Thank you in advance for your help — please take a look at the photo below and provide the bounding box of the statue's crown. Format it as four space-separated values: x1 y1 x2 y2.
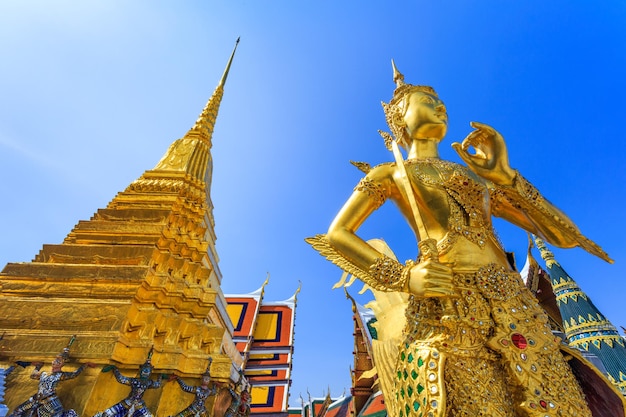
389 60 438 105
203 357 213 377
140 346 154 371
57 334 76 361
380 60 440 150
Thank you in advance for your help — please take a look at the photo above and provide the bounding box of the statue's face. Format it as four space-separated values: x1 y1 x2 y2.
402 91 447 142
51 357 64 372
139 365 152 379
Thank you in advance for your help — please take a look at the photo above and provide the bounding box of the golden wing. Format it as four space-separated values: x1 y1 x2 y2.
305 234 390 291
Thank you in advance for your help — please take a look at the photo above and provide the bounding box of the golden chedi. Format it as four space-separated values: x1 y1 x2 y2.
0 40 243 416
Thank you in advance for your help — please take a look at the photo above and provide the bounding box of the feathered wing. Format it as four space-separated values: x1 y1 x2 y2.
364 239 409 415
307 234 409 412
305 234 389 291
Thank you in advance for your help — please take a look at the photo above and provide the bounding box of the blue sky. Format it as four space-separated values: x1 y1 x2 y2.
1 0 625 407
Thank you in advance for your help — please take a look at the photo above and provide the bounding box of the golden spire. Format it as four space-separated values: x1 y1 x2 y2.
152 38 240 179
533 235 559 268
188 37 240 142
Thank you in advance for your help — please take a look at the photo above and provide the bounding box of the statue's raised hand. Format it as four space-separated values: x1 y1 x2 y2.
452 122 516 186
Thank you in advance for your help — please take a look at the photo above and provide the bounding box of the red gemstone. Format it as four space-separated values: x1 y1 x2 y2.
511 333 528 349
539 400 547 408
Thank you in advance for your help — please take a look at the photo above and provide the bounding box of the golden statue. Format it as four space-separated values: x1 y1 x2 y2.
307 62 614 417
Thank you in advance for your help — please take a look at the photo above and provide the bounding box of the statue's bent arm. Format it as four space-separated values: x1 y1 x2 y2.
327 164 398 271
489 172 612 262
176 378 196 393
112 368 131 386
59 364 86 381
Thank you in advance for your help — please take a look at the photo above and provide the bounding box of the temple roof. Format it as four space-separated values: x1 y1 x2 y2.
226 280 300 415
357 391 386 417
325 396 354 417
344 289 376 415
520 238 563 329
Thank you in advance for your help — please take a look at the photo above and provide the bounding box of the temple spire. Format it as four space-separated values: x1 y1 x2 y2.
188 37 240 141
219 37 240 88
152 38 240 182
534 235 626 395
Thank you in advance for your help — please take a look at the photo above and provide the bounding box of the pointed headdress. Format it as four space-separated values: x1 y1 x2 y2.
381 60 440 149
387 60 438 105
57 335 76 361
139 346 154 372
203 357 213 378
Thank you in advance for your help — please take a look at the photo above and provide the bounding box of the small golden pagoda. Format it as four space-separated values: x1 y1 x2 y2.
0 40 243 416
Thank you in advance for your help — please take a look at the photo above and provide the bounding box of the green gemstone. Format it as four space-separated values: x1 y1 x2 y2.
401 351 406 361
407 386 413 397
417 383 424 394
411 370 418 380
398 371 402 380
405 405 411 416
407 353 414 363
399 410 403 417
413 401 420 411
400 388 405 398
417 357 424 367
403 370 409 380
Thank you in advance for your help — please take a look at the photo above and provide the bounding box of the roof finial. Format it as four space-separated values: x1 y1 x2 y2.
293 280 302 301
219 37 240 88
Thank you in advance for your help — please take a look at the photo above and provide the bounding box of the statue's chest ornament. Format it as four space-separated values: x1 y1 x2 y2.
405 159 497 254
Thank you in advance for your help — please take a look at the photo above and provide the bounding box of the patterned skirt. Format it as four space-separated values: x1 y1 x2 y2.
394 263 592 417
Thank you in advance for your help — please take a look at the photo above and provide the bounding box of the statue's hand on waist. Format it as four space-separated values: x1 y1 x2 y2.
407 259 456 298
